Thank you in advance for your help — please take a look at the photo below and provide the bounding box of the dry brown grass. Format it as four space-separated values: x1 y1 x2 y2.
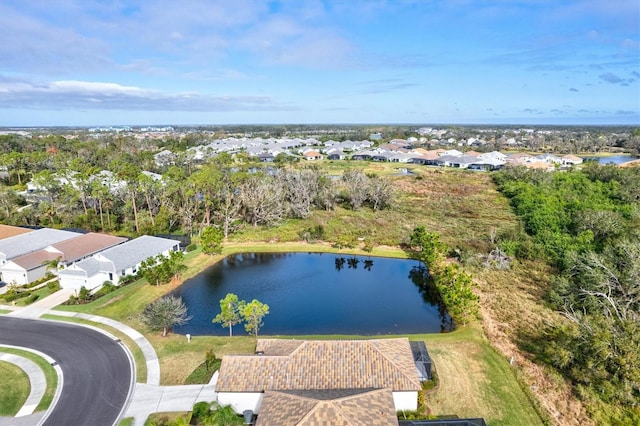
473 262 592 426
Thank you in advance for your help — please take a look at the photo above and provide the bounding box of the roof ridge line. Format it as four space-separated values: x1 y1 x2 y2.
368 338 421 388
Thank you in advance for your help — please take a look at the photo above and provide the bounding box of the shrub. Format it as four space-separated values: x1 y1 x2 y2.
300 224 325 243
184 360 221 385
3 291 31 303
94 281 116 298
25 293 40 304
417 389 425 411
191 401 211 420
422 369 438 391
47 281 61 292
77 286 91 301
185 243 197 252
332 232 357 249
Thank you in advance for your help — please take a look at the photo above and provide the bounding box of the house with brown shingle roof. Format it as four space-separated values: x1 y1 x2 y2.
216 338 422 420
0 225 33 241
256 388 399 426
303 150 323 161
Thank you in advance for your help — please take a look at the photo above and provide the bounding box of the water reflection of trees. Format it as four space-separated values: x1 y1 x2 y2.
347 257 359 269
409 265 454 332
224 252 289 268
363 259 373 271
334 256 374 271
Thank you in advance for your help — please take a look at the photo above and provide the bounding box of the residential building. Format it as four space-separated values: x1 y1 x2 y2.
0 233 126 286
0 228 80 266
216 338 425 419
58 235 179 291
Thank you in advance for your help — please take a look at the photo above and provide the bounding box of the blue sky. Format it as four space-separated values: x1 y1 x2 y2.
1 0 638 126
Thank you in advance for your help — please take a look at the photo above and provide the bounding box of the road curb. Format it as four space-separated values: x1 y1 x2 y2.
0 345 63 426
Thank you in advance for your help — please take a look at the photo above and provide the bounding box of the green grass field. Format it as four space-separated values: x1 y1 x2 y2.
0 360 29 416
0 346 58 412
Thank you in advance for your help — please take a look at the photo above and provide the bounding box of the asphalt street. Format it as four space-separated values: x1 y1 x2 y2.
0 316 133 426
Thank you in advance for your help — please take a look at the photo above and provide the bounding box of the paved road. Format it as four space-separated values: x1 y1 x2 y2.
0 316 133 426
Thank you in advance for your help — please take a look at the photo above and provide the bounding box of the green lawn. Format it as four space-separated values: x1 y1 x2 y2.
13 286 56 307
0 346 57 412
0 360 30 416
147 333 255 385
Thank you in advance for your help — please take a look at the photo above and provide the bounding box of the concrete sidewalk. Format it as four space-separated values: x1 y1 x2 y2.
1 288 160 385
125 372 218 425
1 289 220 425
6 289 74 319
0 353 46 417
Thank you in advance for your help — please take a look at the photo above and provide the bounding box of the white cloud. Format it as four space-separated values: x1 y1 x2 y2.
0 77 292 112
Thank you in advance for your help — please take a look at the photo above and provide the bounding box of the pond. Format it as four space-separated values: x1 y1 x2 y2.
172 252 452 336
583 155 639 165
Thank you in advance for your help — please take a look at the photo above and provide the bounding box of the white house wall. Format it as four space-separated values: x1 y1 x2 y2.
59 271 110 292
393 391 418 411
27 266 48 284
1 267 28 286
59 275 87 292
217 392 264 414
0 263 48 285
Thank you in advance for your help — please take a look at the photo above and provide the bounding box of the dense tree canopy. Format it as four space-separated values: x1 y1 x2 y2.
495 165 640 422
0 137 395 237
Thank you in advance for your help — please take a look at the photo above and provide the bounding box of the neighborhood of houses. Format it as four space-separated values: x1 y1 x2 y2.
0 225 179 291
153 135 585 172
0 228 488 425
9 137 586 205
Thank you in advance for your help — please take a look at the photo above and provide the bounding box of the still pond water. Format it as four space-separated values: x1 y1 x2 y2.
587 155 638 165
172 252 452 336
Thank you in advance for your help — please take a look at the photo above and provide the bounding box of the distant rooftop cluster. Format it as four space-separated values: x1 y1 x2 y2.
88 126 174 132
151 135 586 172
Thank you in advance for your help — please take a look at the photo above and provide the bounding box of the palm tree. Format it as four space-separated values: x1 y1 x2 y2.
43 257 62 276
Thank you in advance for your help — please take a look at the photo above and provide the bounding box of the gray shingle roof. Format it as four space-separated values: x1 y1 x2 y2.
0 229 80 261
97 235 179 271
59 257 112 278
